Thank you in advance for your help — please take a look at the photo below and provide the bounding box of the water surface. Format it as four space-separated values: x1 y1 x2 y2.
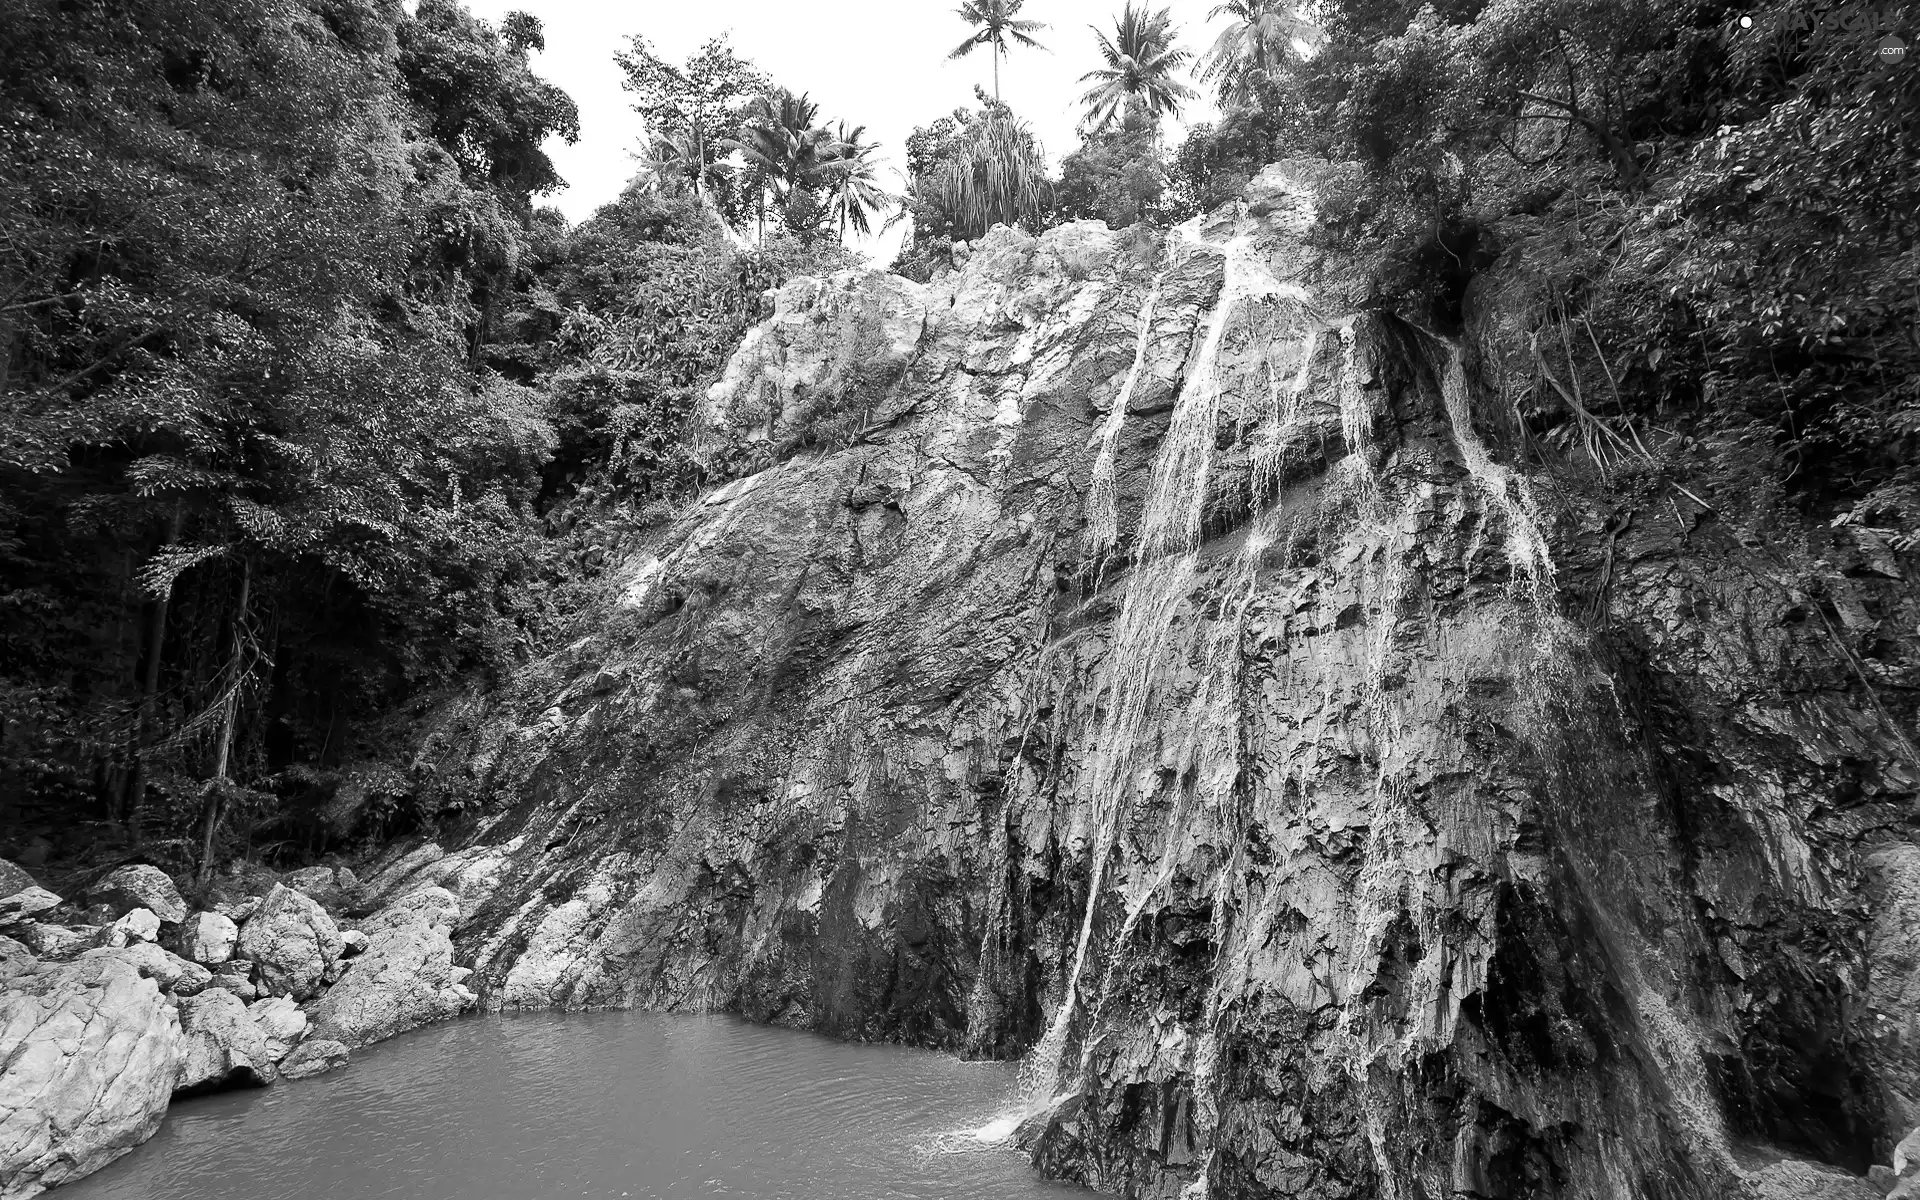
63 1011 1076 1200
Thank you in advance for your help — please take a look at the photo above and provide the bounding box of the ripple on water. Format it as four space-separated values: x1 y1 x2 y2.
59 1011 1085 1200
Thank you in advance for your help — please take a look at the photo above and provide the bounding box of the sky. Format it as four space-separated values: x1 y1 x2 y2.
462 0 1235 260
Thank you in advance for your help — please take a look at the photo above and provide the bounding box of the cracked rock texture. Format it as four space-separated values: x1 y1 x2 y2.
0 955 183 1199
395 163 1919 1198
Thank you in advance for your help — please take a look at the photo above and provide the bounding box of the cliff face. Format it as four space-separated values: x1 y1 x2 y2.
380 164 1919 1199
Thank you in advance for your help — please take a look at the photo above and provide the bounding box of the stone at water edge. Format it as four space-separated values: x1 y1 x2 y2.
307 899 475 1050
88 864 188 924
278 1038 348 1080
102 907 161 947
176 988 275 1094
179 911 240 965
235 883 343 1000
0 955 184 1199
248 995 309 1062
0 886 61 925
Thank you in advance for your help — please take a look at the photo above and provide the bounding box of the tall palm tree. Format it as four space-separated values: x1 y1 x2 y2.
1078 4 1196 135
820 123 895 239
949 0 1049 103
1196 0 1321 108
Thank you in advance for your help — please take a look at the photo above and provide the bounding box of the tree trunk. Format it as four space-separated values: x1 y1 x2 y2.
196 558 250 887
124 507 182 845
994 46 1001 103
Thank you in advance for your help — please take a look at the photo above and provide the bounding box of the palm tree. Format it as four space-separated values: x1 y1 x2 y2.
1078 4 1196 135
820 123 895 239
728 89 841 235
949 0 1049 103
1196 0 1321 109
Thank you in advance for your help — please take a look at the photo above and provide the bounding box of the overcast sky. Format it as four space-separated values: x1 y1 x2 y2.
463 0 1233 259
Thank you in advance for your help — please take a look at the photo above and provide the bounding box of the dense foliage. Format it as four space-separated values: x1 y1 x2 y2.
0 0 850 875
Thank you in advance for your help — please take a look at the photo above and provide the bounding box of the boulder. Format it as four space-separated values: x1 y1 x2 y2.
247 996 309 1063
175 988 275 1094
0 955 183 1197
282 866 360 912
0 858 36 898
178 911 240 966
277 1038 348 1081
307 897 475 1049
234 884 342 1000
87 865 187 924
0 887 61 927
208 960 258 1002
80 943 212 996
9 923 89 962
339 929 369 957
102 907 160 947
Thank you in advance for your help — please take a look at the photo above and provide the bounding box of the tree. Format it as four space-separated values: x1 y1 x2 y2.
1056 120 1167 228
949 0 1050 103
1196 0 1322 109
821 124 897 239
1078 4 1197 135
614 34 767 225
730 89 843 235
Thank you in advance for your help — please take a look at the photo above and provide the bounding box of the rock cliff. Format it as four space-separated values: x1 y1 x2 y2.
393 163 1919 1199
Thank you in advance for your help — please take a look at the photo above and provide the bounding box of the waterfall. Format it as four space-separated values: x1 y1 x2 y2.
1084 276 1166 567
1437 346 1554 604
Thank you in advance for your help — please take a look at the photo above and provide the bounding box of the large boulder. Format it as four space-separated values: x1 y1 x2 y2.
177 911 239 966
0 936 33 983
208 960 257 1001
277 1038 348 1081
87 865 187 924
247 996 308 1063
0 955 183 1198
174 988 274 1095
307 893 474 1049
235 884 342 1000
0 888 59 928
80 943 211 996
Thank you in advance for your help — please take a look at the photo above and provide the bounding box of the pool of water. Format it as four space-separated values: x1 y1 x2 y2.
61 1011 1078 1200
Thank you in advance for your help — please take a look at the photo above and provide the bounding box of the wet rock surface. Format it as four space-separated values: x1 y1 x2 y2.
377 162 1920 1200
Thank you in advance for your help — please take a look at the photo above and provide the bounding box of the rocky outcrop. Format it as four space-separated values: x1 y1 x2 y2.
0 954 183 1199
235 884 343 1000
307 889 475 1048
174 988 274 1094
87 865 187 924
383 159 1919 1200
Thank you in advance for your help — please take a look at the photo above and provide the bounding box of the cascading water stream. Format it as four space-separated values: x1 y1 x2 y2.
1084 273 1167 568
1025 228 1293 1105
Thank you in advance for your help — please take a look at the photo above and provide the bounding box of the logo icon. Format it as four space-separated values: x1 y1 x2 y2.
1879 34 1908 64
